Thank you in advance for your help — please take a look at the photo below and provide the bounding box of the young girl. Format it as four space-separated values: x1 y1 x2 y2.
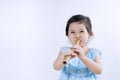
53 14 102 80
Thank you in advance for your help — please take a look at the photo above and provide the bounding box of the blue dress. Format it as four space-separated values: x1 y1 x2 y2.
59 46 101 80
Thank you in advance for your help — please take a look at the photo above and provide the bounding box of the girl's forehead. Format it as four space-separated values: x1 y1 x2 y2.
69 23 86 30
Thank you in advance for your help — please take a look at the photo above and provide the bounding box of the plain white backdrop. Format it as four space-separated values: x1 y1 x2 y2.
0 0 120 80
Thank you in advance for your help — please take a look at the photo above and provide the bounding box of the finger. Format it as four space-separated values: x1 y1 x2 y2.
70 53 76 58
72 45 81 50
64 50 72 57
73 51 79 55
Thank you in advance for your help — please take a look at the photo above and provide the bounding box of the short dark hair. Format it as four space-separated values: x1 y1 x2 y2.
65 14 93 36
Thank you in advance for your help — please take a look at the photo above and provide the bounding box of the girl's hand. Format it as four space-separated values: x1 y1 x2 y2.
64 49 76 59
72 45 85 58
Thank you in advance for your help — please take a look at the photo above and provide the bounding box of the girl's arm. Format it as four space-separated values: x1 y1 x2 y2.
53 51 65 70
72 45 102 74
79 54 102 74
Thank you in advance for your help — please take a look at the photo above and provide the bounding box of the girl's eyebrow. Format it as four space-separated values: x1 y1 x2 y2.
69 29 75 31
79 28 84 30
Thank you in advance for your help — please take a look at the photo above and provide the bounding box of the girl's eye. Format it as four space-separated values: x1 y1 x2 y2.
71 32 75 34
80 31 84 33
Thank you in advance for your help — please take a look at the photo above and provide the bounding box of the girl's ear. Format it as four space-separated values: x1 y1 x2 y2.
90 32 93 36
88 32 93 38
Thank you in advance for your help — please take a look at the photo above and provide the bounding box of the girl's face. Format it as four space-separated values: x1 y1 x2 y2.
68 22 91 47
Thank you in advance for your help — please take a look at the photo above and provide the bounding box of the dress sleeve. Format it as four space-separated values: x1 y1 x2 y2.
60 46 70 54
90 48 102 60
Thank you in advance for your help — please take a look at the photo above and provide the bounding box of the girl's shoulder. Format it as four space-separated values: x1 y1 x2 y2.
89 48 101 53
60 46 71 54
87 48 102 60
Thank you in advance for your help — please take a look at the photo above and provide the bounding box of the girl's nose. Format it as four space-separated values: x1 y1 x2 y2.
76 33 80 38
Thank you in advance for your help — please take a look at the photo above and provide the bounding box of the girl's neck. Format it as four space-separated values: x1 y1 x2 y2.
82 46 90 55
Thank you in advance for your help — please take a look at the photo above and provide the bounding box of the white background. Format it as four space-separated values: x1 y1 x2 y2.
0 0 120 80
